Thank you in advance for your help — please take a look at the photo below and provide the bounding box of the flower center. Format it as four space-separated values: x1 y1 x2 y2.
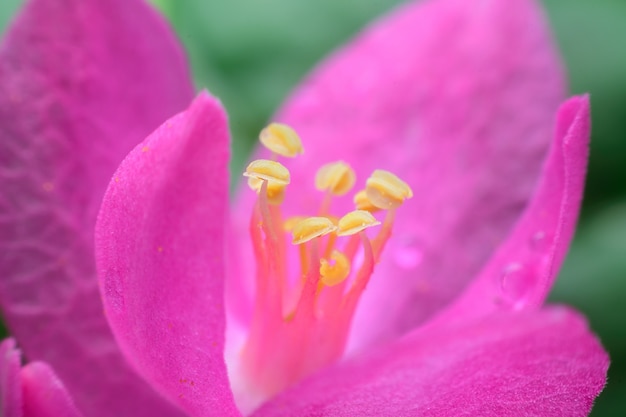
238 123 412 406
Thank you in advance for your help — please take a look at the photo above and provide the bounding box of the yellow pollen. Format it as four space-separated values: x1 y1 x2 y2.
243 159 290 185
365 169 413 210
353 190 381 213
283 216 307 232
314 161 356 196
336 210 381 236
247 177 286 205
291 217 337 245
320 250 351 286
259 123 304 158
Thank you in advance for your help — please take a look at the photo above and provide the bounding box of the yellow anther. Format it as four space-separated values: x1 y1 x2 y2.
314 161 356 196
243 159 290 185
336 210 381 236
353 190 381 213
292 217 337 245
247 177 287 205
259 123 304 158
284 216 339 233
283 216 306 232
320 250 351 286
365 169 413 210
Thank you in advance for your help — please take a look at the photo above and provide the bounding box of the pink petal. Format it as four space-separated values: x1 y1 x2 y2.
1 339 22 417
21 362 83 417
435 95 590 323
229 0 566 351
253 307 608 417
0 0 193 416
96 92 240 417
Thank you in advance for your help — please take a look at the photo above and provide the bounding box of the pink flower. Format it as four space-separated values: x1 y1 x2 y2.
0 0 609 416
1 338 82 417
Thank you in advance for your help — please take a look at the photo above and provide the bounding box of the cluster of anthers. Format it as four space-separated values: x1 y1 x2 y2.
240 123 413 401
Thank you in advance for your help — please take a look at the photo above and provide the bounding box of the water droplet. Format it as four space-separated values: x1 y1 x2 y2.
547 306 569 323
393 240 424 269
499 262 533 310
530 231 547 251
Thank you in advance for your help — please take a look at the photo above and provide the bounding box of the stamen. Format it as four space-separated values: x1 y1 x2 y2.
317 212 380 343
336 210 381 236
365 169 413 209
283 216 310 276
237 124 414 410
314 162 356 215
248 177 286 205
243 159 290 184
259 123 304 158
372 208 397 260
283 216 306 232
363 170 412 259
291 217 337 245
353 189 381 213
320 250 350 286
315 161 356 196
341 231 375 323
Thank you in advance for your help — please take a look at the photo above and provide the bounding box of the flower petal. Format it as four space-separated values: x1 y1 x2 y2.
1 339 22 417
253 307 608 417
435 95 590 322
96 92 240 417
0 0 193 416
21 362 83 417
230 0 566 350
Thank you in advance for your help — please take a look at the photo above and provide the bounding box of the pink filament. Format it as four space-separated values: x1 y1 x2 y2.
241 180 393 401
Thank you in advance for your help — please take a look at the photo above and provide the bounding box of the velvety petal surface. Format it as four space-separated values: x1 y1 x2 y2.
435 95 590 323
96 92 240 417
0 339 21 417
0 0 193 416
253 307 607 417
230 0 566 350
21 362 83 417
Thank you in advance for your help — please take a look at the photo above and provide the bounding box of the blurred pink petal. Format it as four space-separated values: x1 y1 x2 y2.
96 92 240 417
1 339 21 417
1 339 83 417
0 0 193 415
21 362 83 417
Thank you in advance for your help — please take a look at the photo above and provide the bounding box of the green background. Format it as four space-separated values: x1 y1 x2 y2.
1 0 625 415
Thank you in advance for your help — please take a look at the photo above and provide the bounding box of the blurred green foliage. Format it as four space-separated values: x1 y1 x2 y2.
0 0 19 31
1 0 625 415
552 204 626 416
546 0 626 212
153 0 407 182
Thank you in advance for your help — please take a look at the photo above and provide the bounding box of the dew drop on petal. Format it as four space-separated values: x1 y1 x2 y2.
530 230 547 251
499 262 533 310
